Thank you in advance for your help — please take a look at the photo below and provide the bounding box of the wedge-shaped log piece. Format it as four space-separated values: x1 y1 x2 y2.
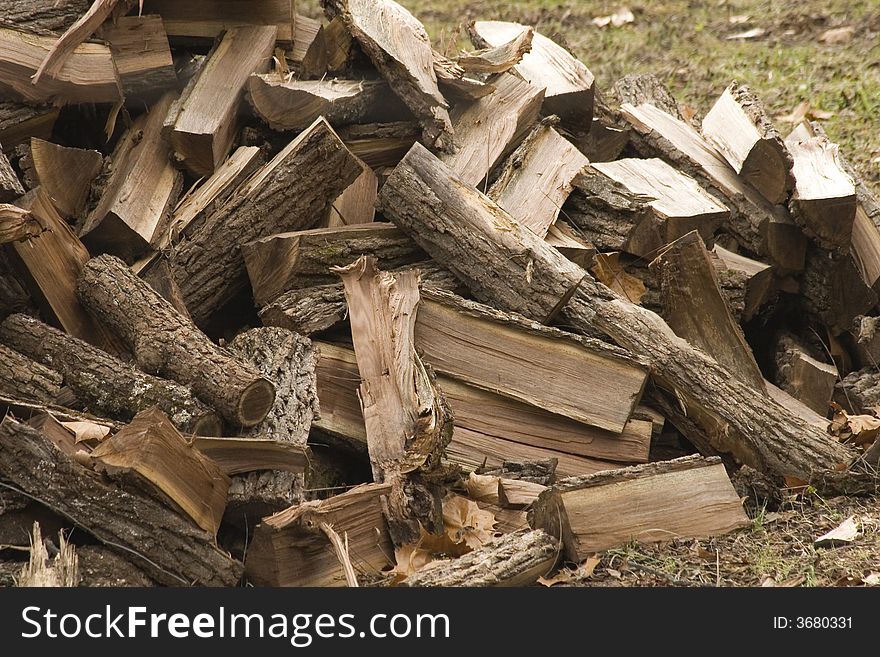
193 437 308 476
246 482 393 586
322 0 452 149
77 255 275 428
91 407 230 538
0 342 61 403
337 121 420 168
432 50 495 101
243 223 423 306
99 15 177 101
168 118 361 326
650 231 765 391
457 25 532 75
498 479 547 509
702 82 794 205
488 118 589 238
169 26 277 177
0 313 222 435
545 221 596 268
621 102 806 272
469 21 594 129
711 244 774 322
785 123 856 251
530 455 749 559
379 143 585 322
81 93 183 261
142 0 295 43
325 162 378 227
247 76 410 132
29 138 101 218
415 289 648 434
401 529 557 587
799 243 876 334
0 416 242 586
288 14 327 77
441 73 544 187
774 333 837 416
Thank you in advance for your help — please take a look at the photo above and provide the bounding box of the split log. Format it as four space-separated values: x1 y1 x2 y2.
0 204 46 244
379 142 859 489
480 459 558 485
0 0 92 35
0 313 222 435
851 315 880 370
98 15 178 101
0 151 24 201
0 342 61 403
774 333 837 416
469 21 594 129
337 121 420 168
614 73 682 119
259 262 458 335
487 118 589 238
530 455 749 559
0 250 34 319
837 141 880 291
167 117 362 326
545 221 596 268
322 0 453 149
325 163 378 227
334 257 453 544
8 188 121 353
90 407 230 538
247 76 410 132
441 73 544 187
77 254 275 428
457 25 532 75
567 158 727 257
785 123 856 251
432 51 495 101
243 223 423 306
245 482 393 587
28 138 102 218
497 479 547 509
620 102 806 272
143 0 294 43
835 368 880 415
167 26 277 177
0 416 242 586
288 14 327 77
415 289 649 433
192 437 308 476
401 530 557 587
701 81 794 205
0 100 58 147
649 231 766 390
80 93 183 261
711 244 774 322
17 521 79 588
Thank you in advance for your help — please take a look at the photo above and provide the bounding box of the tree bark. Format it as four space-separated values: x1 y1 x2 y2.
0 342 61 403
77 255 275 428
0 0 92 35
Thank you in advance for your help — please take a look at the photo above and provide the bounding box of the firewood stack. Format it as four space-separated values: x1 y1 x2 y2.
0 0 877 588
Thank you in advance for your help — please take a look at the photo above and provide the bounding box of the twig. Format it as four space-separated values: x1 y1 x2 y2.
320 522 359 587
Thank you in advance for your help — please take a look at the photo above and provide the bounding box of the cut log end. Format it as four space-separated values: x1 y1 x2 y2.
192 413 224 437
238 378 277 427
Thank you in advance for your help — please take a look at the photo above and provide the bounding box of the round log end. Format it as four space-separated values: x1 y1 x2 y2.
191 413 224 438
237 378 276 428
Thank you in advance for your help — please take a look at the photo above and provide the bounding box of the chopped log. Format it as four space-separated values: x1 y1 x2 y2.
0 100 58 148
325 163 378 227
98 15 178 101
457 25 532 75
480 459 558 485
530 455 749 559
380 143 585 322
139 258 192 319
568 158 727 257
18 521 79 588
711 244 774 321
497 479 546 509
8 188 121 353
245 482 393 587
785 123 856 251
0 342 61 403
620 102 806 272
441 73 544 187
259 262 458 335
80 93 183 261
0 313 222 435
0 416 241 586
90 407 230 538
0 250 35 320
432 51 495 101
774 333 837 416
614 73 682 119
322 16 355 73
380 142 858 489
141 0 296 44
192 437 308 476
288 14 327 77
322 0 453 149
0 0 92 35
649 231 766 390
77 255 275 428
168 26 277 177
247 76 410 132
701 81 794 205
0 394 120 436
488 118 589 238
29 138 102 218
851 315 880 370
837 365 880 415
415 289 649 433
0 204 46 243
469 21 594 129
337 121 420 168
243 223 423 306
401 529 557 587
167 117 362 326
0 150 24 201
545 221 596 268
334 257 452 544
764 381 828 430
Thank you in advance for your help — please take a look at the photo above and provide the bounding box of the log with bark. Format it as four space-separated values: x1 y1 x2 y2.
0 342 62 404
324 162 378 227
0 150 24 202
0 100 58 148
141 0 296 44
98 14 178 101
457 25 532 75
0 0 92 35
28 138 102 218
337 121 420 168
711 244 775 322
774 333 837 416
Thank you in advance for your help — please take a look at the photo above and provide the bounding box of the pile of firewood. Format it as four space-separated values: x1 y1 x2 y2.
1 0 879 588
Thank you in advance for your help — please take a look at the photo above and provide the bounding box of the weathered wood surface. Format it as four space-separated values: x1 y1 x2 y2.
0 342 61 403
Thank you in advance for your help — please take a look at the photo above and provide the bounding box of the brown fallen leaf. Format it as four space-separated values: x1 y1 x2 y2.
442 494 497 551
591 252 646 304
465 472 500 504
537 555 601 587
815 515 861 548
777 100 833 124
863 572 880 586
819 26 855 44
828 402 880 446
59 420 111 444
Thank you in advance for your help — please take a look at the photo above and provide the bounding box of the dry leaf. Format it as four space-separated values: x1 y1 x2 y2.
466 472 500 504
828 403 880 447
442 495 496 550
679 103 698 123
777 101 833 124
815 516 860 547
591 252 646 304
59 421 111 444
390 524 471 580
592 7 634 28
819 26 854 44
726 27 765 40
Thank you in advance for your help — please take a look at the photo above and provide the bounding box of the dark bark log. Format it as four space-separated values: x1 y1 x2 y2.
799 244 877 335
0 0 92 35
77 255 274 428
0 100 58 148
0 342 61 403
0 151 23 201
614 73 683 119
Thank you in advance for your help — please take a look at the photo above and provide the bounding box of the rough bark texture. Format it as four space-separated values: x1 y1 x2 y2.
168 117 362 326
401 530 558 587
0 313 221 435
77 255 274 428
836 367 880 414
0 100 58 148
0 151 24 201
0 417 242 586
0 341 61 403
614 73 683 119
337 121 420 168
0 0 92 35
799 245 877 335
